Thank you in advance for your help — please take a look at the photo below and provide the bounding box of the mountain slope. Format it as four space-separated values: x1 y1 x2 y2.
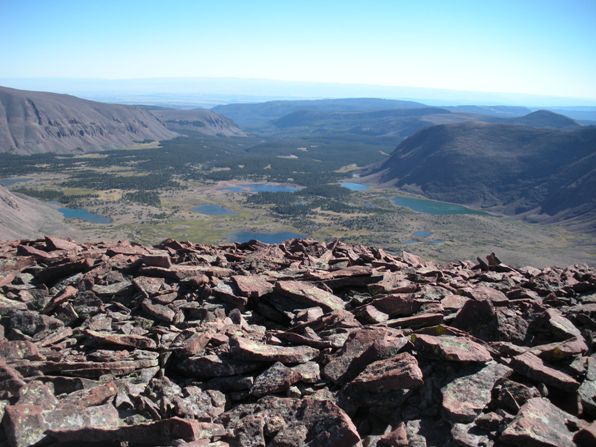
504 109 580 129
0 186 71 239
213 98 428 131
375 122 596 230
146 107 246 136
0 86 177 154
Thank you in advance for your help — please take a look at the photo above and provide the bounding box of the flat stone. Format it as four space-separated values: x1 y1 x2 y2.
442 361 512 422
141 299 175 323
250 362 302 397
272 280 345 312
45 236 81 252
176 354 265 379
348 352 424 393
230 337 319 364
501 397 580 447
370 294 420 317
510 351 580 391
83 329 157 350
413 334 492 362
464 285 508 303
578 356 596 417
323 327 398 384
231 275 273 298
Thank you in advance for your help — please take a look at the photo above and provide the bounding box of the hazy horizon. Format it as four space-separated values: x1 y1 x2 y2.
2 76 596 109
2 0 595 103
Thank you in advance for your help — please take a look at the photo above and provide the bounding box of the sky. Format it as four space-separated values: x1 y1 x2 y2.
1 0 596 101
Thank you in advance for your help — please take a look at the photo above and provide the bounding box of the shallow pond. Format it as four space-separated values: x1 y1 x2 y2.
223 183 302 193
392 195 486 215
192 204 235 215
229 231 304 244
0 177 33 186
58 207 112 224
340 182 369 191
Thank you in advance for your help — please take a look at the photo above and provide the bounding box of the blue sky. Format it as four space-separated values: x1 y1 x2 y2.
1 0 595 99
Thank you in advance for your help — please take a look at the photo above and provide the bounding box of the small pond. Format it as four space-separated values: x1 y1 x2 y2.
340 182 369 191
192 204 235 215
0 177 33 186
58 207 112 224
392 196 486 215
223 183 302 193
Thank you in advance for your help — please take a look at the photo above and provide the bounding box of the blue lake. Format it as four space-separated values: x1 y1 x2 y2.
192 204 235 215
340 182 369 191
0 177 33 186
58 207 112 224
230 231 304 244
392 196 486 215
223 183 302 193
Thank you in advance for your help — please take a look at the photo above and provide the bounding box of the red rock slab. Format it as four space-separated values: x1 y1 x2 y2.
413 334 492 363
16 244 57 260
230 337 319 364
43 285 78 314
441 361 512 423
0 340 43 361
231 274 273 298
501 397 580 447
4 402 120 447
250 362 302 397
133 276 166 298
273 280 345 312
510 351 580 391
544 308 582 340
106 243 148 256
45 236 81 252
386 312 444 329
370 294 421 317
441 294 470 311
141 253 172 268
323 327 394 383
530 336 588 361
378 422 409 447
83 329 157 350
368 272 418 295
47 418 224 446
0 271 15 287
463 285 508 303
141 299 176 324
348 352 424 392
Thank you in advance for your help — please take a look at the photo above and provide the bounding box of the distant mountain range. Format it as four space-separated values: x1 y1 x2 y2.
374 119 596 231
0 86 244 154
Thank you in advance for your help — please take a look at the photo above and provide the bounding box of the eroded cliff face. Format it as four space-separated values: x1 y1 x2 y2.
0 186 69 240
0 85 177 154
0 237 594 446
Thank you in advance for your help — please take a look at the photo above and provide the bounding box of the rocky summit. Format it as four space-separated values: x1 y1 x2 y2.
0 236 595 447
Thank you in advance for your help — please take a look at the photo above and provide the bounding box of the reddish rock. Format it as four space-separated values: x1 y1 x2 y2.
141 253 172 268
510 351 580 391
42 285 78 314
463 285 508 303
141 299 176 324
232 274 273 298
413 334 492 362
377 422 409 447
501 397 580 447
348 352 424 392
441 361 512 422
45 236 81 252
83 329 157 350
387 312 444 329
230 337 319 364
323 327 397 383
272 280 345 312
370 294 421 317
250 362 302 397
